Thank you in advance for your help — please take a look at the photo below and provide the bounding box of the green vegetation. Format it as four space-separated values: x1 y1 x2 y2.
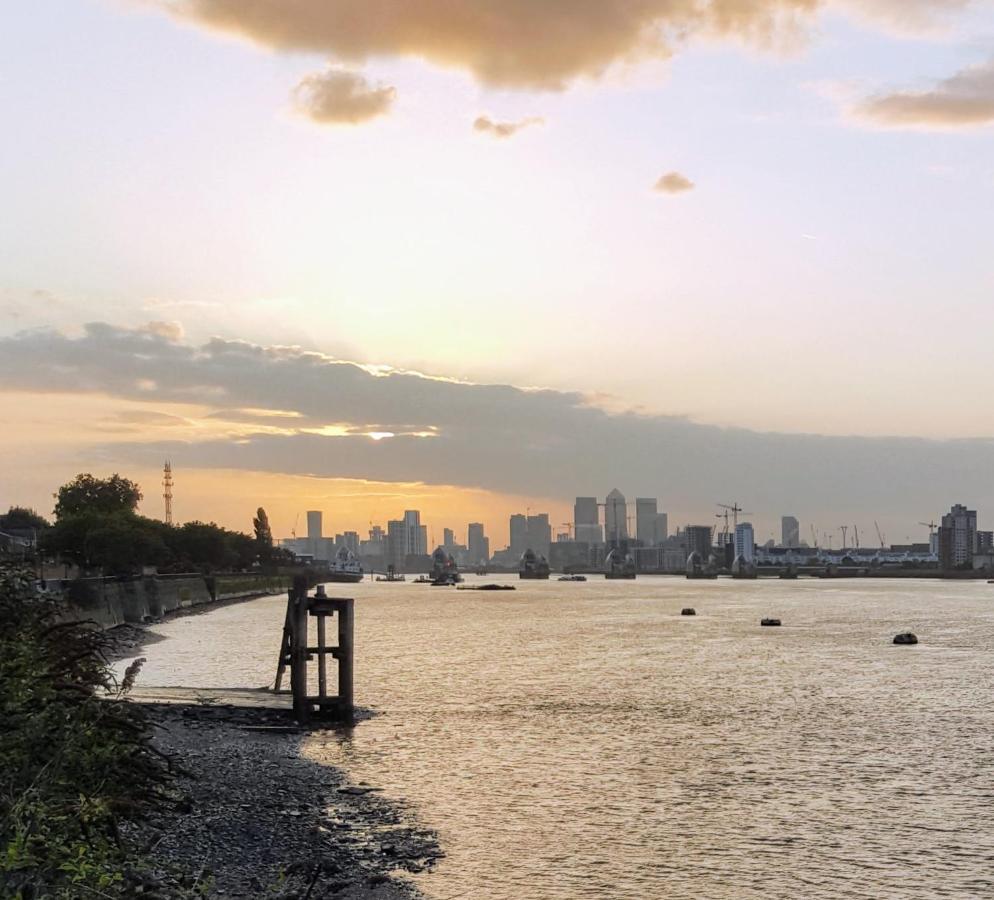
0 561 201 898
0 508 49 534
38 474 293 577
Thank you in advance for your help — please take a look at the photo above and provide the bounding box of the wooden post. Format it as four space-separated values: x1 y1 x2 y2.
337 598 354 716
290 575 310 724
273 589 294 693
316 613 328 701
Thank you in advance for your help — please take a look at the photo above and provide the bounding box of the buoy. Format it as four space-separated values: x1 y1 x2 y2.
761 618 781 627
893 632 918 645
681 608 696 616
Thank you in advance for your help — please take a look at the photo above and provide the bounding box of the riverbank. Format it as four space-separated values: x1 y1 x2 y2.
127 702 440 898
108 603 441 898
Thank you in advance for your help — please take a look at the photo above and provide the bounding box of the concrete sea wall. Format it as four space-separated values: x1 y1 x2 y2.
58 573 291 629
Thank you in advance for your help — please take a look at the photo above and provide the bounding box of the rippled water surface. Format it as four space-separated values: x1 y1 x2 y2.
130 577 994 899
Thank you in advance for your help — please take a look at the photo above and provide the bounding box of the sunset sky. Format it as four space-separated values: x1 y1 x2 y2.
3 0 994 546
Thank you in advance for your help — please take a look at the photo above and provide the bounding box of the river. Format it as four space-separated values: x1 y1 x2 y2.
124 576 994 899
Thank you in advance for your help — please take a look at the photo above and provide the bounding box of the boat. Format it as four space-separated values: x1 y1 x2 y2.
375 565 405 582
412 575 431 584
519 548 550 580
429 546 463 586
558 574 587 582
604 548 636 580
457 584 516 591
324 545 364 583
475 565 488 576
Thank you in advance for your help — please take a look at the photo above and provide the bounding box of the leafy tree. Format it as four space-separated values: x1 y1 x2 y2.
253 507 274 564
0 506 49 533
54 473 142 520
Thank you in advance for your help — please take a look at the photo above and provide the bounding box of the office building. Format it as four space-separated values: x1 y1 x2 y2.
636 498 658 546
403 510 427 557
782 516 800 549
654 513 668 545
735 522 756 564
938 504 977 570
574 497 603 545
306 510 323 558
386 519 406 571
604 489 628 546
443 527 455 549
509 514 528 557
527 514 552 558
685 526 712 561
468 523 490 565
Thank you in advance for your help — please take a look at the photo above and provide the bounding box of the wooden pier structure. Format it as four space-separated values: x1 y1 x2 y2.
274 575 354 724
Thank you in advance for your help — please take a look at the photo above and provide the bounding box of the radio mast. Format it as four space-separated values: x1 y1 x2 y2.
163 461 174 525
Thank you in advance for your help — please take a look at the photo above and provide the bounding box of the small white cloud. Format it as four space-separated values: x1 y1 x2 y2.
653 171 695 194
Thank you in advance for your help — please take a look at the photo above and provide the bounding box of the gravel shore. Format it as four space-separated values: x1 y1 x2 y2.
108 615 441 899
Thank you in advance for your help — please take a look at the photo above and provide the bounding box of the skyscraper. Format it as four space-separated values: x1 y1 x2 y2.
386 519 406 571
509 514 528 557
443 527 455 549
735 522 755 563
527 513 552 558
938 504 977 570
403 510 427 556
306 510 323 558
604 489 628 545
468 523 489 565
654 513 668 545
781 516 800 548
574 497 602 545
636 498 658 546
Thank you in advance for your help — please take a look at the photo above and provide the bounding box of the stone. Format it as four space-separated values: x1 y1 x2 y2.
761 618 781 627
893 632 918 645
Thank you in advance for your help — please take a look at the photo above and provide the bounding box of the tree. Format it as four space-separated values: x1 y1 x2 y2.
54 474 142 520
0 506 49 533
253 507 274 565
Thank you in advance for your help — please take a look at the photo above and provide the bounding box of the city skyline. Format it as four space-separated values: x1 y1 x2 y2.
3 1 994 547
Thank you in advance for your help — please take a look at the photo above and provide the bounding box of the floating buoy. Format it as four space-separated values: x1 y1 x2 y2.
893 632 918 645
761 618 781 627
681 608 696 616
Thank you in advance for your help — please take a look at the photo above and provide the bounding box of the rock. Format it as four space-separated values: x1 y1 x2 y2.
893 632 918 645
761 618 781 627
681 608 696 616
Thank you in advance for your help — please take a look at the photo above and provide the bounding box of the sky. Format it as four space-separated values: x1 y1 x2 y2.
2 0 994 547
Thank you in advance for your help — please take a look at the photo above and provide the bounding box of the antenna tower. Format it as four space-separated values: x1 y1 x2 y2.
163 461 174 525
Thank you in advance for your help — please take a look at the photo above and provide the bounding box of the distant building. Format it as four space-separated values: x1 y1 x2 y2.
604 489 628 546
938 504 977 570
386 520 406 571
735 522 756 564
685 526 712 561
509 514 528 557
341 531 359 554
403 510 427 557
781 516 800 548
467 523 489 565
978 531 993 552
653 513 668 545
443 528 455 549
527 513 552 558
635 498 658 546
306 510 323 558
574 497 603 545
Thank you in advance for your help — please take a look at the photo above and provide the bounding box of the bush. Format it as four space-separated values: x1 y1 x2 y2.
0 562 191 898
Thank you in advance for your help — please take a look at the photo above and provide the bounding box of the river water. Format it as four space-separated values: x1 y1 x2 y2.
125 576 994 899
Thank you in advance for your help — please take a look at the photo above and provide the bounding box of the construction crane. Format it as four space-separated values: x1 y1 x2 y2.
291 513 299 540
874 521 886 549
716 509 731 541
919 520 938 537
560 522 573 541
839 525 848 551
717 502 751 530
853 525 860 550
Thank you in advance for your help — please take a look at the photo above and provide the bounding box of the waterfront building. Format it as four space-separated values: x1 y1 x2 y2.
402 510 428 557
978 531 993 552
938 504 977 570
782 516 800 549
574 497 603 545
443 527 455 549
467 523 490 565
509 514 528 557
342 531 360 554
735 523 755 564
636 498 658 546
604 489 628 546
306 510 323 558
386 519 406 572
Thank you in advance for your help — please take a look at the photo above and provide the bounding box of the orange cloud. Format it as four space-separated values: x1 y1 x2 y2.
654 171 695 193
473 115 543 139
293 68 396 124
854 56 994 129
